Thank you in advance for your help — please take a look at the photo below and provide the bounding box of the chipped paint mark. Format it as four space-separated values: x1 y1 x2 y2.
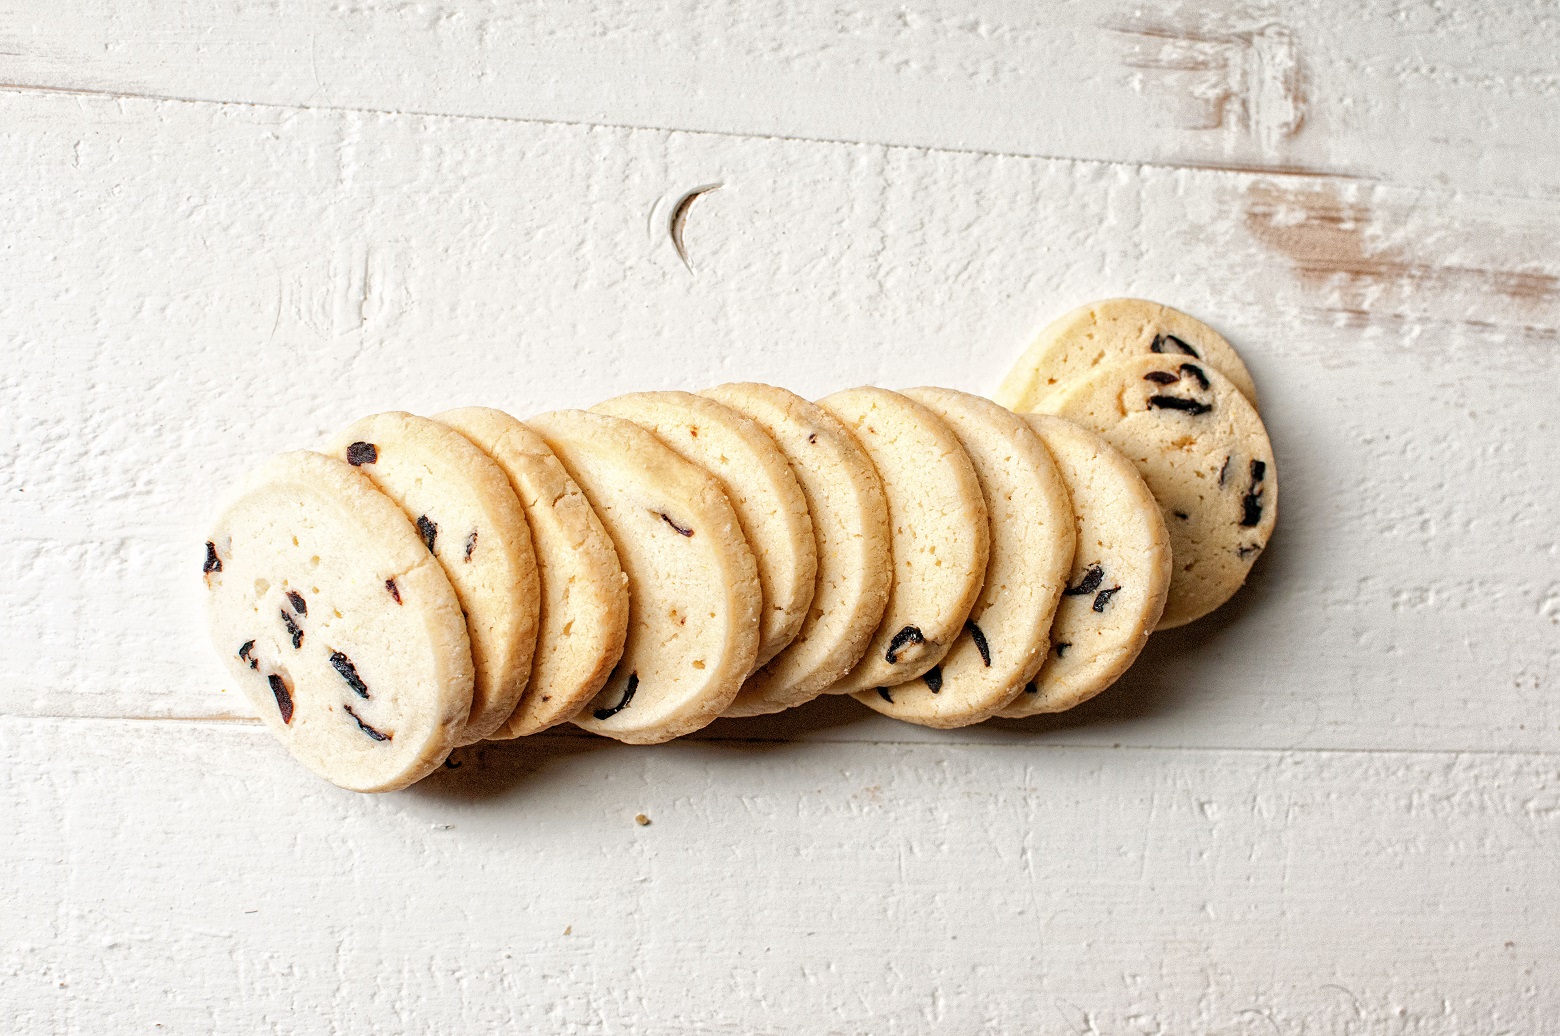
1244 181 1559 309
669 182 722 274
1107 11 1306 151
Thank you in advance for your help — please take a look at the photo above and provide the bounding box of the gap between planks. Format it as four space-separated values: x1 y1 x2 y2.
0 80 1389 189
16 713 1560 762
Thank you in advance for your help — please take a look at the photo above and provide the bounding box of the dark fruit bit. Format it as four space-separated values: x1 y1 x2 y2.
346 441 378 466
1092 586 1121 613
884 625 925 663
1151 333 1201 358
1240 460 1268 528
965 619 991 667
329 651 370 699
203 541 222 574
385 578 402 604
238 640 257 670
286 590 307 616
660 513 694 537
593 672 639 720
417 514 438 553
463 530 478 562
1218 455 1231 487
1054 642 1070 658
1148 395 1212 415
923 666 943 693
1174 510 1189 520
1179 363 1210 389
444 757 462 769
877 687 894 703
1143 371 1179 385
1064 564 1104 596
279 609 304 649
267 673 294 723
808 433 818 444
342 703 391 742
1023 681 1038 694
1241 494 1264 527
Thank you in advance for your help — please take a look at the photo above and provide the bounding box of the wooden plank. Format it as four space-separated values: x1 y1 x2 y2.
4 1 1560 195
3 717 1556 1032
2 89 1558 754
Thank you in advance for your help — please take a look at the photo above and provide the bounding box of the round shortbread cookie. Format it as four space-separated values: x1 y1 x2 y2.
592 391 817 670
700 383 893 717
999 415 1172 717
1037 356 1276 629
325 412 540 745
203 451 473 793
853 388 1074 727
435 407 629 739
818 387 990 692
527 410 762 744
995 298 1259 414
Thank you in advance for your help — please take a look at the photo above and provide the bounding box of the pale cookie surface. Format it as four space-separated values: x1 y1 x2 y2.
527 410 761 744
1000 415 1172 717
593 391 816 670
435 407 629 739
701 383 892 717
818 387 990 692
1038 356 1276 629
203 451 473 793
856 388 1075 727
325 412 540 745
995 298 1259 414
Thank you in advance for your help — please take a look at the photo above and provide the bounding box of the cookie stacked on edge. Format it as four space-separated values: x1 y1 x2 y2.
201 299 1275 791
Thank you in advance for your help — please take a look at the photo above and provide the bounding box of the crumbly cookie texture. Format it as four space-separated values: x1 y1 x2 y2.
701 383 892 716
435 407 629 739
1036 356 1276 629
594 391 817 670
1000 415 1171 717
996 298 1259 414
855 388 1075 728
324 412 540 745
203 451 473 793
528 409 761 744
818 387 990 692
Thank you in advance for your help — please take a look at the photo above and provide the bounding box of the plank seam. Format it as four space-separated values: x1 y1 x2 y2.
12 713 1560 761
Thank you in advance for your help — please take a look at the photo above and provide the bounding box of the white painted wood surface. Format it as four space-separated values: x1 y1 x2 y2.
3 2 1559 1031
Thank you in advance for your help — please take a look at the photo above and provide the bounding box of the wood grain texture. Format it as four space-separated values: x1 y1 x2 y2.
3 717 1557 1034
2 88 1556 756
4 1 1560 194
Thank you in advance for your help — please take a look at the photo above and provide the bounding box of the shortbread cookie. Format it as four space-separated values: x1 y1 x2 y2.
818 387 990 692
592 391 817 669
203 451 473 793
527 410 762 743
1000 415 1172 717
1038 357 1276 629
325 412 540 745
996 298 1259 413
853 389 1074 727
701 383 893 716
435 407 629 738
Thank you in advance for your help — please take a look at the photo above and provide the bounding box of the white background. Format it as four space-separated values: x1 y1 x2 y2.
3 2 1558 1032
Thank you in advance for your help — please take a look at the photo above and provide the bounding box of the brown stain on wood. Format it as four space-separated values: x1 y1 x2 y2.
1244 181 1558 308
1106 10 1307 145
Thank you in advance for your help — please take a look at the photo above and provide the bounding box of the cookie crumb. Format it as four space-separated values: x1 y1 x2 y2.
634 814 651 826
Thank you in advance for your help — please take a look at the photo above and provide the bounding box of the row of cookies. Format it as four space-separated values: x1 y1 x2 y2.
202 301 1274 791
